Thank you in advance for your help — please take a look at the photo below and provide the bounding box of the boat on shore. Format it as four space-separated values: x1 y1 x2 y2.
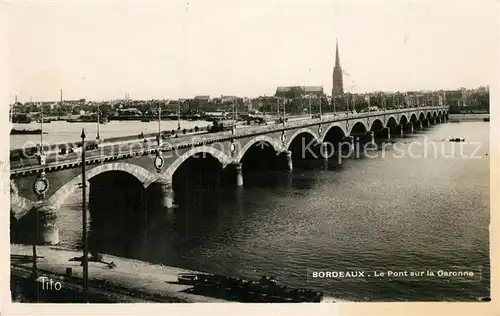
36 118 52 123
10 129 48 135
67 115 108 123
449 137 465 142
483 117 490 122
177 273 324 303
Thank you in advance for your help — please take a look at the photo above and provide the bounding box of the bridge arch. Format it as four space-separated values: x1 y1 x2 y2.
418 112 426 121
235 135 284 162
162 146 232 180
284 128 321 150
399 114 409 125
369 119 384 131
386 115 398 128
48 162 157 209
322 122 347 142
349 121 368 135
409 113 418 122
347 120 368 135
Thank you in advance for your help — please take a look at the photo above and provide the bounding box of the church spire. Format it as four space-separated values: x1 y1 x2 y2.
332 39 344 97
335 38 340 67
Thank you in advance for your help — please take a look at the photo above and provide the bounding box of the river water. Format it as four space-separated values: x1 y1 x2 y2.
10 120 211 149
12 121 490 302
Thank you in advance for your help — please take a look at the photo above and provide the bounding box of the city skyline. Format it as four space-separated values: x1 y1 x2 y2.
5 0 498 102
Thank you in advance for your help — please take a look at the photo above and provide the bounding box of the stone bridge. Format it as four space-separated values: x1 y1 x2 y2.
10 106 448 245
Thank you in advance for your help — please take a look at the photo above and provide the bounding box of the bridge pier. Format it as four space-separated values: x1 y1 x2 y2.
344 136 360 159
227 162 244 187
431 117 437 125
404 122 414 134
278 150 293 171
321 142 331 160
157 179 174 209
351 132 374 147
33 204 59 245
424 119 431 127
374 128 390 141
365 131 374 145
319 143 330 169
390 125 403 137
415 121 422 130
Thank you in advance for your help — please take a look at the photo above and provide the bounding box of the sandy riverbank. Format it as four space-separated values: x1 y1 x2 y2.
10 244 228 303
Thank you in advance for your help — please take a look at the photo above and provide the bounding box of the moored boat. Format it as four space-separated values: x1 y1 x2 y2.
10 129 47 135
36 118 52 123
177 273 324 302
178 273 201 285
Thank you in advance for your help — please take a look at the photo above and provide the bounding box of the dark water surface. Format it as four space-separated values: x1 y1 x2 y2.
56 122 490 301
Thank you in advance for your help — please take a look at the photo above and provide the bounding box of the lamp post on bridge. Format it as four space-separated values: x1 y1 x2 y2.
345 95 349 117
81 128 89 302
275 96 279 119
157 102 162 145
283 97 286 125
39 103 44 151
232 99 236 134
319 95 322 117
31 102 46 282
96 103 100 140
177 100 181 131
307 95 312 116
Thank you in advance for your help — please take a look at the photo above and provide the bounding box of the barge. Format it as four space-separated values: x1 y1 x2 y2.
177 273 324 303
10 129 47 135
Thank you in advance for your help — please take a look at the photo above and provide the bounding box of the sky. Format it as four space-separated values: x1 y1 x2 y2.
4 0 499 102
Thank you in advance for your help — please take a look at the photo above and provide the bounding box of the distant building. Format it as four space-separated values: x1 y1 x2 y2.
244 98 253 111
24 99 85 107
275 86 324 98
221 95 239 102
444 90 462 102
303 86 324 96
251 98 264 111
194 95 210 101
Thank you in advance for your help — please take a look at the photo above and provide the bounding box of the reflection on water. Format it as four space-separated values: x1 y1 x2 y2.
55 122 490 301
